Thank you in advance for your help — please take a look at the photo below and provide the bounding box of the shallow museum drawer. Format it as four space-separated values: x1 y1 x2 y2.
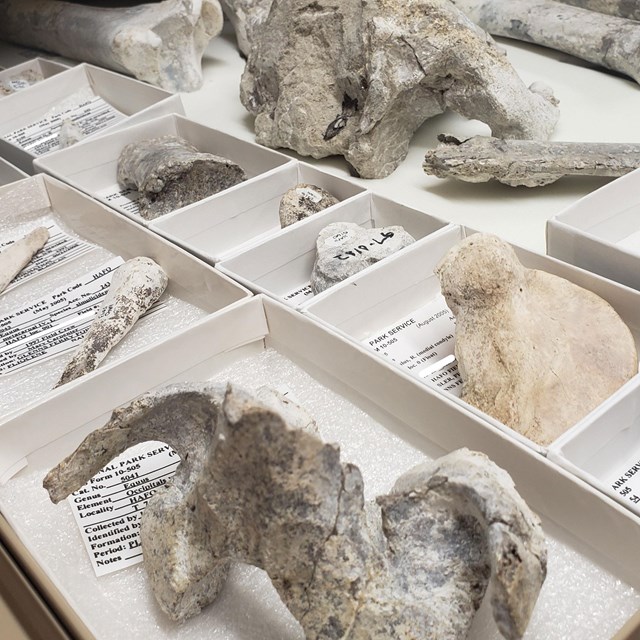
0 295 639 639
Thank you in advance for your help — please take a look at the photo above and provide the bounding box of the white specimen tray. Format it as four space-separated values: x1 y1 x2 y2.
217 192 449 307
34 113 293 228
0 174 251 446
547 166 640 292
0 57 68 94
303 224 640 455
151 160 368 263
0 63 183 174
0 157 27 185
0 295 639 640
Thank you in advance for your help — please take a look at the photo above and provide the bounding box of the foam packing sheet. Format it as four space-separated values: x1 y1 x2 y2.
0 349 637 640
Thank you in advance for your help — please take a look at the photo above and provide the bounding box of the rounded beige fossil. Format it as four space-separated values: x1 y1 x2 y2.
435 233 638 446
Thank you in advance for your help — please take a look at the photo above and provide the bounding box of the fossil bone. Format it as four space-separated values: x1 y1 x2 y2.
239 0 559 179
43 383 546 639
117 135 247 220
556 0 640 20
0 226 49 295
279 184 339 228
58 118 85 149
0 0 223 92
54 257 168 388
311 221 415 294
450 0 640 85
423 134 640 186
219 0 273 56
435 233 638 446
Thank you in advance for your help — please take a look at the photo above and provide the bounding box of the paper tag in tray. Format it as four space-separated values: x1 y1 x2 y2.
0 223 94 292
3 95 125 156
282 282 314 305
68 442 180 577
96 185 142 217
605 454 640 512
363 295 462 396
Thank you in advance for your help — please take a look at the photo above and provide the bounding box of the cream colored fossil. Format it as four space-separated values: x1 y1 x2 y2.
0 226 49 295
43 383 546 639
435 234 638 446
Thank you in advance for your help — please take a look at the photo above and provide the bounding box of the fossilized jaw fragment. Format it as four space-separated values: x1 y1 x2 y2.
450 0 640 85
0 226 49 295
240 0 558 179
435 234 638 446
423 135 640 186
0 0 223 92
54 257 168 388
118 135 247 220
44 383 546 638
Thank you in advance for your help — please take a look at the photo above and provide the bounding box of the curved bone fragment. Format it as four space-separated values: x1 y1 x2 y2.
54 257 168 388
556 0 640 20
0 0 223 92
435 233 638 446
423 135 640 186
450 0 640 85
44 383 546 638
0 226 49 295
118 135 247 220
240 0 559 179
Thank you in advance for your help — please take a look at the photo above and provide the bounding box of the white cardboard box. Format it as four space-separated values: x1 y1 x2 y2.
217 192 450 307
34 113 293 227
546 168 640 292
0 58 68 94
151 161 368 263
0 295 639 639
304 225 640 454
0 174 251 446
0 63 182 174
0 157 27 185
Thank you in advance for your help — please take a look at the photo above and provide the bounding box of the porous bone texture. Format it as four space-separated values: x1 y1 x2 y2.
238 0 559 178
311 221 415 294
117 135 247 220
44 383 546 639
279 184 340 228
0 0 223 92
423 135 640 186
435 233 638 446
55 257 168 388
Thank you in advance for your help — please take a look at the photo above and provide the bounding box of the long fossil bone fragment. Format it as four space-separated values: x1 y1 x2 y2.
450 0 640 84
0 0 223 92
44 383 546 638
423 135 640 186
54 257 168 388
556 0 640 20
0 226 49 295
240 0 559 179
118 135 247 220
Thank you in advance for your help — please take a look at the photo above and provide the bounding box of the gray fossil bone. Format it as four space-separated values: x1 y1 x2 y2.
0 0 223 92
43 383 546 639
0 226 49 295
239 0 559 179
423 135 640 186
311 221 415 294
54 257 168 388
556 0 640 20
219 0 273 56
117 135 247 220
450 0 640 85
435 233 638 446
279 184 340 228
